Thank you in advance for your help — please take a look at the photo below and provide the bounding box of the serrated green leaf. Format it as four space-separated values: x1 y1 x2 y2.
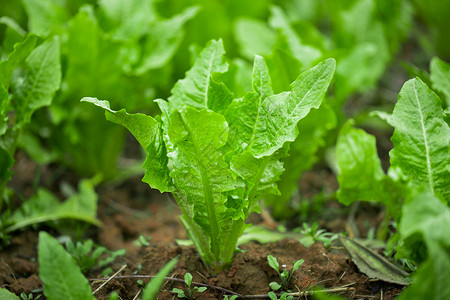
251 58 335 158
38 232 95 300
168 39 228 112
81 97 173 191
390 78 450 201
339 236 410 285
430 57 450 107
12 36 61 126
81 98 157 150
142 257 178 300
225 55 273 154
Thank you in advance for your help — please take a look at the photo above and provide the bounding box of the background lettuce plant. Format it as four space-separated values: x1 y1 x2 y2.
336 76 449 298
83 39 336 271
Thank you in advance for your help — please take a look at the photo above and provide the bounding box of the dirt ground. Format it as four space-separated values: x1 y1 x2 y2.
0 154 405 299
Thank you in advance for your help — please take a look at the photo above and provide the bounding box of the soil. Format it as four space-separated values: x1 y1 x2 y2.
0 153 405 299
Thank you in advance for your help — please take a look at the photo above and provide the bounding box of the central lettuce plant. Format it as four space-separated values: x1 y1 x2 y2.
83 40 335 271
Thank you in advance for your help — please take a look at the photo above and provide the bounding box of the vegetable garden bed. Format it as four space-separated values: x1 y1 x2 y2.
1 0 449 299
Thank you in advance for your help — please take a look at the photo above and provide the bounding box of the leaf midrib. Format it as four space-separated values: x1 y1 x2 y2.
413 80 434 191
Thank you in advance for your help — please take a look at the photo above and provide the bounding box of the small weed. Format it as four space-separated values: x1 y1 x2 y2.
267 255 304 291
172 273 207 299
20 292 41 300
223 295 238 300
297 222 338 248
65 239 125 276
268 291 293 300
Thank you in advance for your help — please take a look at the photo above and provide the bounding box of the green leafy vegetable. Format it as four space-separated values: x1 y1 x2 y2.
83 40 335 271
390 78 449 201
38 231 95 300
398 191 450 299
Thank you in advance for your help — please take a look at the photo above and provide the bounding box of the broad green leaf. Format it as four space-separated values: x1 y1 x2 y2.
81 98 157 150
267 255 279 271
81 98 173 191
390 78 450 201
430 57 450 107
225 55 273 153
12 36 61 126
0 34 38 116
38 232 95 300
337 121 386 203
269 6 322 69
20 0 68 36
339 236 409 285
7 180 100 233
134 6 199 74
142 257 178 300
336 121 404 218
251 58 336 158
0 288 19 300
167 107 243 256
398 192 450 299
233 17 276 60
168 40 228 112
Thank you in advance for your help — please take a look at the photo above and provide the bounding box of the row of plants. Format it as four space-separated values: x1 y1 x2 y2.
1 0 449 299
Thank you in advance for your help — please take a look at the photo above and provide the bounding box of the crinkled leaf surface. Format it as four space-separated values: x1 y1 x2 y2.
12 36 61 126
39 232 95 300
167 107 243 252
168 39 228 112
390 78 450 201
399 192 450 300
430 57 450 107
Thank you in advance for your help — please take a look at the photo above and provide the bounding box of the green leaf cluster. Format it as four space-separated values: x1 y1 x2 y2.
336 76 449 298
83 39 335 271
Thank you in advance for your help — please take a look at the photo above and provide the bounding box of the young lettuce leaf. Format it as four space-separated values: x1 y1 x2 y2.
390 78 449 201
82 40 335 272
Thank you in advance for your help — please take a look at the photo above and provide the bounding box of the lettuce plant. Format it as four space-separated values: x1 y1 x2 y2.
336 77 449 297
83 40 335 271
